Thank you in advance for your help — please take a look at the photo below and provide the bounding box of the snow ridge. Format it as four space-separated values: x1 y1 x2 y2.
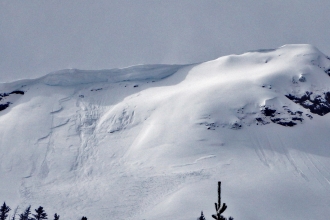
0 44 330 220
40 64 185 86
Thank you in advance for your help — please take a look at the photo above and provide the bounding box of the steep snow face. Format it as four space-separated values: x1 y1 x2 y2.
1 44 330 220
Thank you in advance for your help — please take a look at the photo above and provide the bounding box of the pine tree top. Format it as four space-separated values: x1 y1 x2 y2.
0 202 11 220
33 206 48 220
53 213 60 220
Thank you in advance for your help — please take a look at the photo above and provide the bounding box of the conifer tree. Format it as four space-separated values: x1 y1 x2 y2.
11 206 19 220
198 211 206 220
81 217 87 220
33 207 47 220
53 213 59 220
0 202 11 220
211 182 233 220
19 206 31 220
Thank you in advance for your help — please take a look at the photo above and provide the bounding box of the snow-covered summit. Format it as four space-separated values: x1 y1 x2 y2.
1 44 330 220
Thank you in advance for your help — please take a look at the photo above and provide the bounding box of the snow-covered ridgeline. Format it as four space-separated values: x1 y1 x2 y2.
0 45 330 220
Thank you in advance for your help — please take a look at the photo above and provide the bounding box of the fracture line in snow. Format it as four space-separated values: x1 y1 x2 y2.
171 155 216 167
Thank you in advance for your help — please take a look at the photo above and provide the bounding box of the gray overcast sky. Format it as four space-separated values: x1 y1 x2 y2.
1 0 330 82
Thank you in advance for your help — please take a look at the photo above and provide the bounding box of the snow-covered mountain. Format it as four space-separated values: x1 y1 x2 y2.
1 44 330 220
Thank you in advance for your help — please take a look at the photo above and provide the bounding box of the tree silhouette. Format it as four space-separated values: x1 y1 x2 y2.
0 202 11 220
81 217 87 220
11 206 19 220
53 213 59 220
33 207 47 220
19 206 32 220
198 211 206 220
211 182 233 220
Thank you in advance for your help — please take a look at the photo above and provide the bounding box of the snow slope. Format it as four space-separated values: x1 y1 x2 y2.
1 44 330 219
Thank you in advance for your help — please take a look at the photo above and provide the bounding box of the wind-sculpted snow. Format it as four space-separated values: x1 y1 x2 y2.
1 45 330 220
40 64 185 86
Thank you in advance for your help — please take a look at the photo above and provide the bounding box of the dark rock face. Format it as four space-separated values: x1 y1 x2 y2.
325 69 330 76
272 119 296 127
206 122 218 130
255 117 267 125
261 107 276 117
0 103 10 111
286 91 330 116
258 106 304 127
0 90 24 112
9 90 24 95
298 75 306 82
0 90 24 101
90 88 102 91
231 122 242 130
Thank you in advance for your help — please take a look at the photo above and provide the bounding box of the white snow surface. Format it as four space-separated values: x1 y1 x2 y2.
1 44 330 219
